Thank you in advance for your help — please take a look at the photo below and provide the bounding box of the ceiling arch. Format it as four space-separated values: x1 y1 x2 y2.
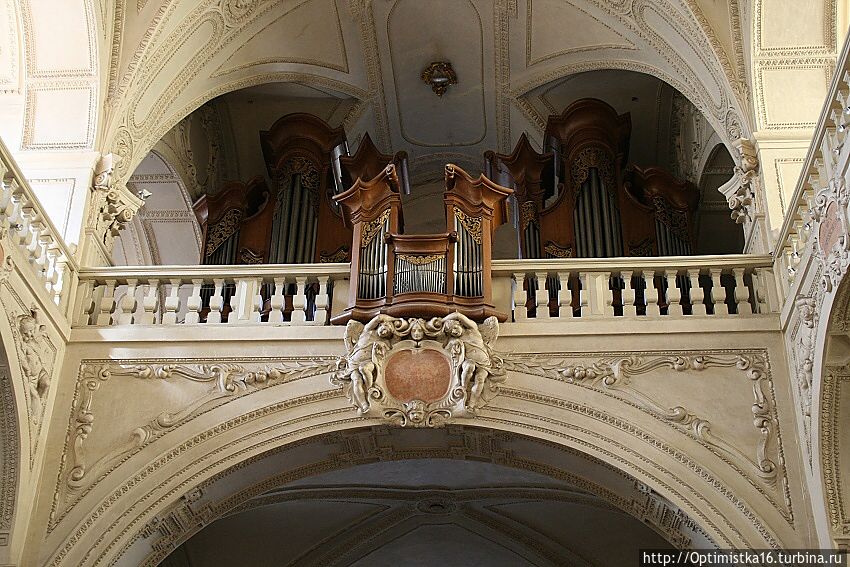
100 0 751 186
144 442 712 567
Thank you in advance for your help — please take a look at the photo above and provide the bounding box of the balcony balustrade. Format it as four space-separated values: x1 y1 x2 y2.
0 137 78 315
72 254 777 328
775 34 850 302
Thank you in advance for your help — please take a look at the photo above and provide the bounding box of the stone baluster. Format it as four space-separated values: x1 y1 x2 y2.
136 280 159 325
621 271 636 317
665 270 682 316
44 245 60 297
115 279 138 325
291 276 307 325
643 271 660 316
184 279 204 324
732 268 752 315
314 276 330 325
7 185 24 235
52 251 69 309
75 278 95 326
709 269 728 316
96 280 117 326
557 272 572 318
534 272 549 320
162 279 182 324
28 219 47 272
269 277 286 323
16 203 34 249
207 278 225 324
576 272 589 317
512 272 528 321
687 269 706 316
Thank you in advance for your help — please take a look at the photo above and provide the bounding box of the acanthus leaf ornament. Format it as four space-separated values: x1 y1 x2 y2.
334 313 505 427
87 153 145 260
502 352 779 486
721 138 758 224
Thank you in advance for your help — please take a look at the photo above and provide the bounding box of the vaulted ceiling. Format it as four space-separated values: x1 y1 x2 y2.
99 0 758 185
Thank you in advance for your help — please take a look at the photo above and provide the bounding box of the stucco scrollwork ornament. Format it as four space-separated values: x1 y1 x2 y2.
334 313 505 427
812 176 850 293
16 306 50 423
89 153 145 254
720 138 758 224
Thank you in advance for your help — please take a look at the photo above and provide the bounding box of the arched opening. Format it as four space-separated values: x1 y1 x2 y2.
494 69 744 260
695 144 743 255
119 426 715 567
113 150 201 266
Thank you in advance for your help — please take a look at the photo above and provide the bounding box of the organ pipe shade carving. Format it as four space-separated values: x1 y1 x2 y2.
204 208 242 260
332 163 512 324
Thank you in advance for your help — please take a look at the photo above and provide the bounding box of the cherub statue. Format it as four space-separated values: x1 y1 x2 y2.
337 315 395 413
442 313 504 411
18 307 49 421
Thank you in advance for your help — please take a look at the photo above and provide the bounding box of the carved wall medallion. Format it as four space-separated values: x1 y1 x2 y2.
334 314 505 427
813 177 850 292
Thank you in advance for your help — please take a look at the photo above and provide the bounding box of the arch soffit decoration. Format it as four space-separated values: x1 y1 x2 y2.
43 358 796 567
813 274 850 546
101 0 751 187
136 426 717 567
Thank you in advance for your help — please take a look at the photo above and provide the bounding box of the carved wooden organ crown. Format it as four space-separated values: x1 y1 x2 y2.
193 114 409 266
486 98 700 259
331 163 513 324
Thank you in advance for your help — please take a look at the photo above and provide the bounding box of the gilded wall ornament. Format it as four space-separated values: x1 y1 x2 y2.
420 61 457 97
334 313 505 426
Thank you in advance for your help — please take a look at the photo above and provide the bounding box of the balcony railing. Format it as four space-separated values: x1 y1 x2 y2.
775 34 850 301
73 254 777 328
0 137 78 315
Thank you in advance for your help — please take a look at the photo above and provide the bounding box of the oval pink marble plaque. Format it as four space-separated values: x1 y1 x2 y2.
384 348 451 403
820 201 842 256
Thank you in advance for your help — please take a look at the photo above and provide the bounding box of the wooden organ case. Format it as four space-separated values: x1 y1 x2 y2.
331 164 513 324
193 115 409 266
487 98 699 260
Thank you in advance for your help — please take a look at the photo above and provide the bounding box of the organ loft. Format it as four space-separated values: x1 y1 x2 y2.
190 97 719 324
1 3 846 565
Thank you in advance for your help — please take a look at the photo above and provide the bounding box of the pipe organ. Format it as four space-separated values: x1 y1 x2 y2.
486 98 699 260
193 176 273 265
193 115 409 266
332 163 512 324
